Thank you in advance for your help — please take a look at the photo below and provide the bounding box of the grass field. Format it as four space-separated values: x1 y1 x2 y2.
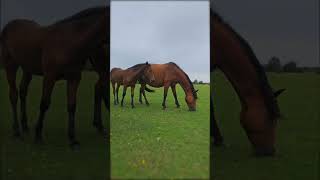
110 83 210 179
0 70 109 180
1 70 319 180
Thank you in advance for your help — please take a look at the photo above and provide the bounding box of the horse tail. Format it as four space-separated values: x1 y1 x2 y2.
145 86 155 93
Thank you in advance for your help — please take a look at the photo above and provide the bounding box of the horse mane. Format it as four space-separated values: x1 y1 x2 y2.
126 63 150 79
169 62 198 99
212 11 280 122
53 6 106 25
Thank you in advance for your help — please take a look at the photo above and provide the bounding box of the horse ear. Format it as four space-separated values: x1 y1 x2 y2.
146 61 149 65
274 88 286 97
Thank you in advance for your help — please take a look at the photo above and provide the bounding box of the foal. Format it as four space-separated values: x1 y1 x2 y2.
110 62 154 108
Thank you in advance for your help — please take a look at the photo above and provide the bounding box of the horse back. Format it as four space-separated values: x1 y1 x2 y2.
110 68 124 83
1 19 45 74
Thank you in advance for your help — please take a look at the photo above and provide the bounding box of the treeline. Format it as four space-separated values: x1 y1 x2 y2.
192 80 209 85
263 56 320 73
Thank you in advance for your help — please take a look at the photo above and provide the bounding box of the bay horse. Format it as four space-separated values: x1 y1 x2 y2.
210 9 285 156
0 6 110 149
110 62 154 108
139 62 198 111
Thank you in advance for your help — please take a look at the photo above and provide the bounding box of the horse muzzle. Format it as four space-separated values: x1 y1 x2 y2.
188 107 196 111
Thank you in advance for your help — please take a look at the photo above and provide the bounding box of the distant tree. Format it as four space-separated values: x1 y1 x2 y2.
265 56 282 72
199 81 204 84
283 61 300 72
193 79 198 84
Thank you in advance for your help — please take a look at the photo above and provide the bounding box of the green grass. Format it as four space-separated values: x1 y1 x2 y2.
111 84 210 179
0 70 109 180
212 71 320 180
1 70 319 180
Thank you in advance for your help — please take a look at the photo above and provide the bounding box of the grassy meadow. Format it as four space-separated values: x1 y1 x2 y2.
0 70 109 180
110 83 210 179
0 69 319 180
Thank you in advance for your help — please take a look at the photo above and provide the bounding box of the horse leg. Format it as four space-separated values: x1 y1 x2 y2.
139 85 143 104
93 73 107 135
19 72 32 133
171 85 180 108
116 83 120 104
211 96 224 146
121 86 127 107
67 78 80 149
35 75 56 144
5 66 20 137
131 86 135 108
162 85 169 110
142 85 149 106
112 82 116 105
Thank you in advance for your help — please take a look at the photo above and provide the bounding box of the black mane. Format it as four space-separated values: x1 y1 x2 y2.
169 62 198 99
127 63 147 70
212 10 280 122
54 6 106 25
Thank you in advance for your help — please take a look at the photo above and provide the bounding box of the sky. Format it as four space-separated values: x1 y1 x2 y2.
213 0 319 67
111 1 210 82
0 0 106 26
0 0 318 81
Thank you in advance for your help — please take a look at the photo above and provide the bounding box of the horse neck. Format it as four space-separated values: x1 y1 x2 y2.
212 21 272 108
176 70 194 97
128 66 147 83
82 14 107 44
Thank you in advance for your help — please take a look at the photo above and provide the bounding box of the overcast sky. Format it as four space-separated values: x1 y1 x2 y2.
111 1 210 82
213 0 319 67
0 0 318 79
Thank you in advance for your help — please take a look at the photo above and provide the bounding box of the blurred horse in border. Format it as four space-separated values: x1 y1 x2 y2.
0 6 110 149
210 9 285 156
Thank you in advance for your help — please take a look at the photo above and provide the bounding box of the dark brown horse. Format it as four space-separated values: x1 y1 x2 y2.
0 6 109 149
139 62 198 111
110 62 154 108
110 67 123 105
210 9 285 156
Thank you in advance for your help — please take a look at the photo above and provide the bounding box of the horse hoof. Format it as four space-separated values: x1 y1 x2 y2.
70 141 80 151
176 105 180 108
131 106 135 109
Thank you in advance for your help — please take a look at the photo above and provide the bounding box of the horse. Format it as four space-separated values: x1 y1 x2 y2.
139 62 198 111
110 62 154 108
210 9 285 156
0 6 110 149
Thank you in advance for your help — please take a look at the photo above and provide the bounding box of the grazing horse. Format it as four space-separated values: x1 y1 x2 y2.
210 9 285 156
0 6 109 149
139 62 198 111
110 62 154 108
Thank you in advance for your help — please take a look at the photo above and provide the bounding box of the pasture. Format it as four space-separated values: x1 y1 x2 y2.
0 70 109 180
110 82 210 179
212 71 320 180
0 69 319 179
